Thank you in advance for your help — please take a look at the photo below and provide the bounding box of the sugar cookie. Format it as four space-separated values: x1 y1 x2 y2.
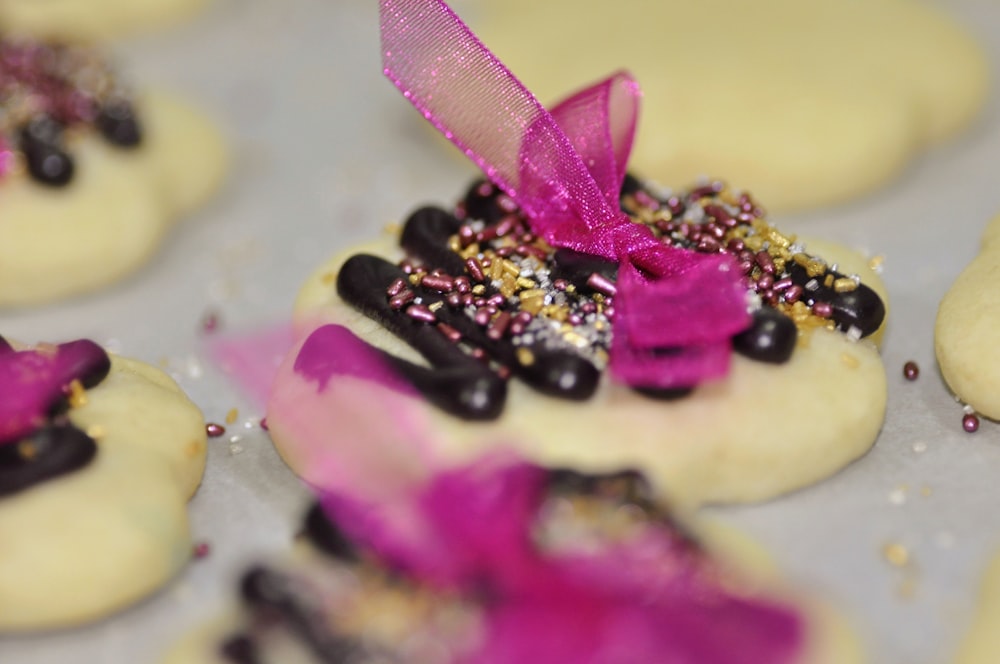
0 0 209 40
935 212 1000 419
163 461 862 663
273 176 888 507
0 335 207 631
0 37 227 307
472 0 988 212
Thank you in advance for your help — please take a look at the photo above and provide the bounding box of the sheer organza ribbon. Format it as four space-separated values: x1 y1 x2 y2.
380 0 751 387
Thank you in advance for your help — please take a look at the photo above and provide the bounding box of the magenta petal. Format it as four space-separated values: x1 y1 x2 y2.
0 340 109 445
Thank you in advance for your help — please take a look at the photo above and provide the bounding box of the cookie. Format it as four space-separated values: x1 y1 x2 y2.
163 460 862 663
0 335 207 631
273 174 888 507
935 212 1000 419
471 0 988 212
259 0 890 507
0 37 227 307
0 0 209 40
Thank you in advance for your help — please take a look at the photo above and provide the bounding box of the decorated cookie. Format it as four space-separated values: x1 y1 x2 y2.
264 0 889 507
935 212 1000 421
470 0 988 212
0 0 209 40
0 36 226 307
0 335 207 631
164 458 862 664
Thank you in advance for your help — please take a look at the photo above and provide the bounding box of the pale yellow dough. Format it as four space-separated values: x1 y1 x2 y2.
0 0 209 40
0 89 227 307
161 520 865 664
471 0 988 213
936 213 1000 419
273 232 888 508
953 551 1000 664
0 346 207 631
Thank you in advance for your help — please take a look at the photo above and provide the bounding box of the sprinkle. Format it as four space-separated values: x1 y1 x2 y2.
86 425 106 440
833 277 858 293
17 441 36 460
487 311 512 340
911 441 927 454
192 542 211 559
586 273 618 297
840 352 860 369
206 423 226 437
882 542 910 568
406 304 437 323
888 486 907 506
260 417 269 431
389 290 415 310
225 408 239 425
962 413 980 433
67 379 88 408
436 322 462 343
201 311 220 333
386 278 408 296
902 361 919 381
516 347 535 366
420 274 454 292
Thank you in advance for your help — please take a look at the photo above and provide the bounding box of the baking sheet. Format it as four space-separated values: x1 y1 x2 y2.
2 0 1000 661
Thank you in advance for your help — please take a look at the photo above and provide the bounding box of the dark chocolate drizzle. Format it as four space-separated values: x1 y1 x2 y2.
336 253 598 420
333 176 886 418
0 423 97 497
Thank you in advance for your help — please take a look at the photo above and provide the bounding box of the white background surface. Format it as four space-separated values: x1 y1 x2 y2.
2 0 1000 662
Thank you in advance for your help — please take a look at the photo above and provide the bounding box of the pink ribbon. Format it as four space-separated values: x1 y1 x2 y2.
380 0 750 387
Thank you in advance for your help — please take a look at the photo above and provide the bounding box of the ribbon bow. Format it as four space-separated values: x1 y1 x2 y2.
380 0 750 387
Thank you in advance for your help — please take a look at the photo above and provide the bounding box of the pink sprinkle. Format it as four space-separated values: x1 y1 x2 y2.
587 273 617 297
406 304 437 323
963 413 980 433
201 311 220 334
206 423 226 438
260 417 269 431
193 542 211 559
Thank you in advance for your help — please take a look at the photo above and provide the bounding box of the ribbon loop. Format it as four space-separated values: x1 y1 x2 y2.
380 0 750 388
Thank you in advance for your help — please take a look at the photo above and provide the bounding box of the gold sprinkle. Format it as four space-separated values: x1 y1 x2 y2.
882 542 910 568
792 253 811 267
408 273 423 286
542 304 569 322
833 277 858 293
447 236 461 252
502 260 520 277
743 235 764 252
806 259 827 278
869 254 885 271
920 485 933 498
516 347 535 366
563 332 589 348
840 352 860 369
17 441 36 460
67 379 88 408
489 258 504 281
225 408 239 425
383 222 401 236
321 272 336 286
471 284 486 295
428 301 444 312
499 276 517 298
515 277 536 290
459 243 480 259
86 425 107 440
823 273 835 288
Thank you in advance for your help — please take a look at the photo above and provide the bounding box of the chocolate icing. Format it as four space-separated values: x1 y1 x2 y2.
332 176 885 418
0 424 97 497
